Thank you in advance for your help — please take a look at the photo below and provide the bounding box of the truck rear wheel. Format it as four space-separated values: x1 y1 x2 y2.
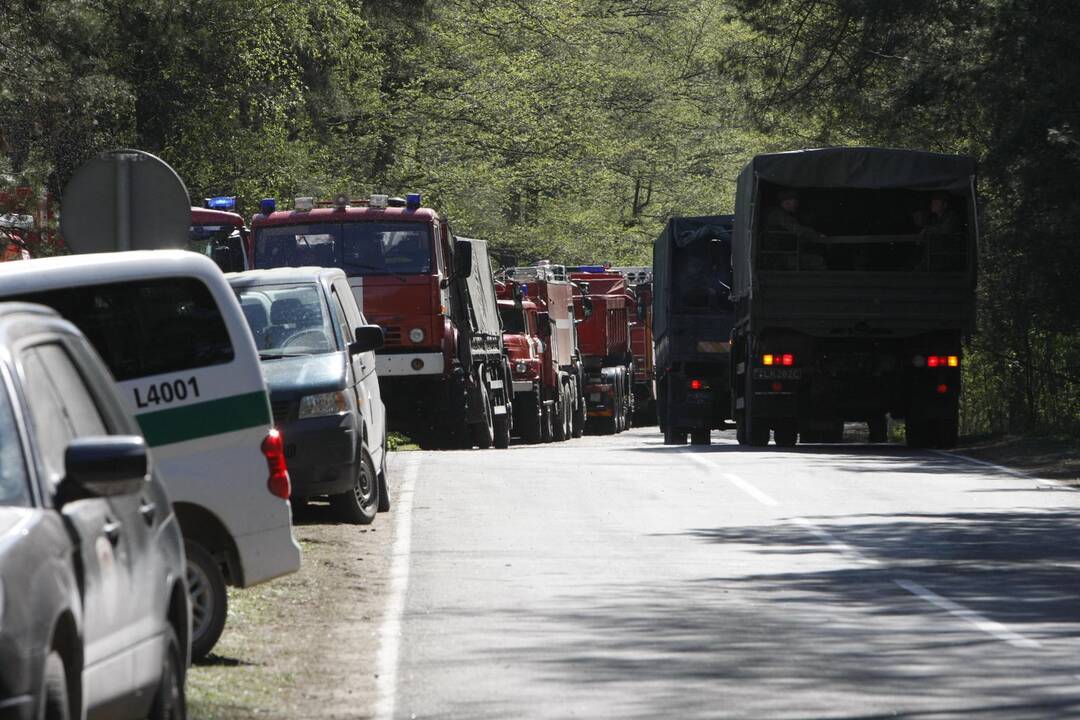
749 423 770 447
774 422 798 448
541 402 555 443
868 415 888 443
690 429 711 446
663 427 687 445
493 407 511 449
471 380 495 449
554 386 569 441
572 386 586 438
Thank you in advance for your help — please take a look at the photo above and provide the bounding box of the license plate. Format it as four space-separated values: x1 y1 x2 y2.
590 392 602 402
686 392 711 404
753 368 802 380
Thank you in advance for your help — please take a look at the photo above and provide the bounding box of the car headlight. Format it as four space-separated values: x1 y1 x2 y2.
298 391 348 418
515 361 528 374
409 327 425 343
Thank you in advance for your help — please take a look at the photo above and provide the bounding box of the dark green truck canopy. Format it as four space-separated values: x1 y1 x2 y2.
738 147 976 191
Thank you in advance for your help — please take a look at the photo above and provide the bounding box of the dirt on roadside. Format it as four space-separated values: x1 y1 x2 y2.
955 434 1080 484
186 467 402 720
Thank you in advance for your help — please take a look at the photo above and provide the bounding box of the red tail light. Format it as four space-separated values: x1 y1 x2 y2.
927 356 941 368
771 381 783 392
936 383 949 395
689 379 703 390
261 429 291 499
782 354 794 366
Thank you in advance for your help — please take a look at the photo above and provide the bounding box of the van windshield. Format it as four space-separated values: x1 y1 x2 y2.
233 282 339 358
16 278 235 381
254 221 433 276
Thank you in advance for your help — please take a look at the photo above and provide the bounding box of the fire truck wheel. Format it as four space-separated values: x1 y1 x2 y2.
554 386 569 441
773 422 798 447
663 427 688 445
517 393 543 444
493 409 511 449
572 388 586 438
471 381 495 449
541 401 555 443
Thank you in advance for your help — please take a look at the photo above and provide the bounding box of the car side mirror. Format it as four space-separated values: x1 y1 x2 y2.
453 239 473 278
61 436 149 502
350 324 385 354
636 297 647 322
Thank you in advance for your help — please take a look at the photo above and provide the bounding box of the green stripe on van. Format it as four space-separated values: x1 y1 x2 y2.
136 391 271 447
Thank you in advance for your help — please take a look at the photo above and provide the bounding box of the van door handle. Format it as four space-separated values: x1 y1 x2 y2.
139 500 157 526
103 519 122 545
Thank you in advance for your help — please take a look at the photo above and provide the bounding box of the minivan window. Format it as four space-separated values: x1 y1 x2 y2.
0 377 30 506
19 278 235 381
233 282 338 358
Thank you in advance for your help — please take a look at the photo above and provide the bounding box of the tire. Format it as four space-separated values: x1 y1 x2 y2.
540 401 554 443
774 422 798 447
905 416 929 448
493 407 511 449
823 421 844 443
936 415 959 449
471 380 495 449
663 427 688 445
736 413 749 446
377 447 390 512
749 423 770 447
186 541 228 663
564 386 574 438
553 385 569 442
690 429 711 446
868 415 888 443
517 392 543 444
148 626 187 720
39 650 70 720
572 384 586 438
331 449 379 524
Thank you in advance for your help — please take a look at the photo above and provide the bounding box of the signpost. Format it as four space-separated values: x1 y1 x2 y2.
61 149 191 253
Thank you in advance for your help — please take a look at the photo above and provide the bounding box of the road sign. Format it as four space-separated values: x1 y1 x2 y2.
61 149 191 253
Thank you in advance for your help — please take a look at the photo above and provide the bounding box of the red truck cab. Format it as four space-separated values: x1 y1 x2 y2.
191 204 250 272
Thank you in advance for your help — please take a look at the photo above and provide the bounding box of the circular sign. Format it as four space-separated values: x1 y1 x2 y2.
61 149 191 253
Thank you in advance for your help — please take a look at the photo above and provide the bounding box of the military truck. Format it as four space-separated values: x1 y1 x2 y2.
730 147 978 448
652 216 736 445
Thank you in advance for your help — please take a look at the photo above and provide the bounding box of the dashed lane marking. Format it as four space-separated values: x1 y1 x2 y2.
895 579 1041 650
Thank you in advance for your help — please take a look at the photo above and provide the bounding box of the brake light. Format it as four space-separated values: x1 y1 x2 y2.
936 383 949 395
927 356 941 368
782 354 794 366
261 429 291 499
689 379 703 390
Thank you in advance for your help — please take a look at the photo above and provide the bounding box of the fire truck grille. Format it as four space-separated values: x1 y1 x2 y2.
382 326 403 346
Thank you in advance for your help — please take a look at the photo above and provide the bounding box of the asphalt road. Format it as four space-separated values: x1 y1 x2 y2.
377 428 1080 719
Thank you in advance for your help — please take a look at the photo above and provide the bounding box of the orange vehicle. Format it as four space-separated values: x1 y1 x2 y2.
496 263 585 443
251 194 512 449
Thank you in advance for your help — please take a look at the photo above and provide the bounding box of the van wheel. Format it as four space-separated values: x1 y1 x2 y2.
332 450 379 524
40 651 70 720
148 626 187 720
377 448 390 512
185 541 228 662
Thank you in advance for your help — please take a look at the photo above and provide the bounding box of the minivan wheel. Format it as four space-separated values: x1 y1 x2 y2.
331 450 379 524
148 626 187 720
40 651 70 720
186 541 228 662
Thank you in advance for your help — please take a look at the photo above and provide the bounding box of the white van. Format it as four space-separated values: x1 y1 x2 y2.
0 250 301 660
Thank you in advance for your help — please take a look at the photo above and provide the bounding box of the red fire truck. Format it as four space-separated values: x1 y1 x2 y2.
191 197 251 272
569 267 635 433
496 263 585 443
611 267 656 425
250 193 512 449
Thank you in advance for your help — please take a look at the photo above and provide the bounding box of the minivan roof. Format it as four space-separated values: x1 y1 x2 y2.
224 266 345 287
0 250 224 294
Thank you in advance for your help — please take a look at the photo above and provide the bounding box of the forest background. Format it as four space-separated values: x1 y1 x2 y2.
1 0 1077 437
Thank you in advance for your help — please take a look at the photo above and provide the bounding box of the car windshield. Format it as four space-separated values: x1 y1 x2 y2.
190 224 246 273
233 282 339 358
254 221 433 277
0 377 30 507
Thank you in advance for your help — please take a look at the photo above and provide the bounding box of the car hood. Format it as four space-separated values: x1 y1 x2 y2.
261 352 347 400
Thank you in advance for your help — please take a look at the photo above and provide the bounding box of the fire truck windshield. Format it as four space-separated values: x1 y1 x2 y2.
255 221 433 277
499 306 526 334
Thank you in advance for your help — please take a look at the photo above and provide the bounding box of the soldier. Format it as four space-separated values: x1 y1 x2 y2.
766 188 828 270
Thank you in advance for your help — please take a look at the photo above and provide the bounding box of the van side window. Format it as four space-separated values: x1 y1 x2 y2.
19 278 235 381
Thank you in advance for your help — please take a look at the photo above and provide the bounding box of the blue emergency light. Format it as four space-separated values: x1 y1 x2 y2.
519 284 528 297
206 196 236 211
577 265 605 273
406 192 421 209
259 198 277 215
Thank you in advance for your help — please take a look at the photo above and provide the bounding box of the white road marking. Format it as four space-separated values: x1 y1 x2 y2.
685 452 781 506
374 456 420 720
791 517 880 566
895 579 1041 649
